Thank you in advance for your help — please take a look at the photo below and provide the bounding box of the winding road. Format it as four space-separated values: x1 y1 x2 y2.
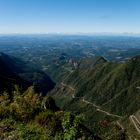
117 121 133 140
136 87 140 90
62 66 74 73
61 82 122 118
130 115 140 134
61 82 140 139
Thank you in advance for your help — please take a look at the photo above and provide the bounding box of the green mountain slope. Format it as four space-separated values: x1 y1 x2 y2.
0 53 29 94
49 55 140 138
0 53 98 139
0 53 55 95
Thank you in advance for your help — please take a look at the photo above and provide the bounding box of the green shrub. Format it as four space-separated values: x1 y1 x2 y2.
0 92 10 119
35 111 54 127
62 112 85 140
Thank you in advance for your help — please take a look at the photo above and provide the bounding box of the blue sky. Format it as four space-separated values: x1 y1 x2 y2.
0 0 140 33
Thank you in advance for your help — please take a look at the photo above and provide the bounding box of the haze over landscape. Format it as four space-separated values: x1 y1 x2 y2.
1 0 140 140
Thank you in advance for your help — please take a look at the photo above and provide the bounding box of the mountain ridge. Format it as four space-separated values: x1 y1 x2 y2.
49 55 140 138
0 52 55 95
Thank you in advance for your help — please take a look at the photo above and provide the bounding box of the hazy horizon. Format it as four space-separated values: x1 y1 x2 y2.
0 32 140 36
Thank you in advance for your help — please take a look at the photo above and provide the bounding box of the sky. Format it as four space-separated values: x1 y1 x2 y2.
0 0 140 34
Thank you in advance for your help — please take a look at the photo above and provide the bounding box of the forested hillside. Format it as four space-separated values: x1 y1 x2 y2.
49 55 140 139
0 53 55 95
0 52 99 139
1 35 140 139
0 86 96 140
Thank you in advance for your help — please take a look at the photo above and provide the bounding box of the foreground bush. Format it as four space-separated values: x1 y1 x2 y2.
0 86 95 139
